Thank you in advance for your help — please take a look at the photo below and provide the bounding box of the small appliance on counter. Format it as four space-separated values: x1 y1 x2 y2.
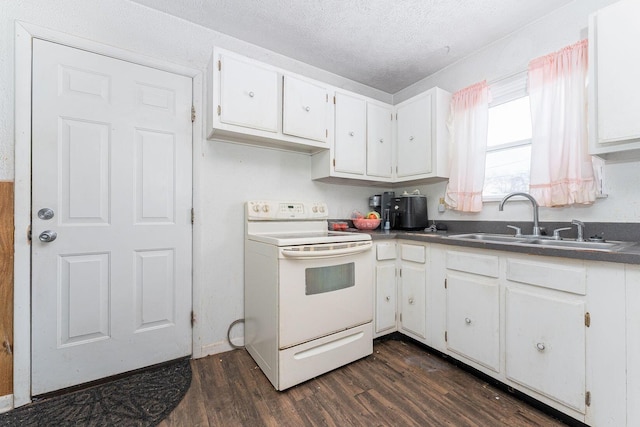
371 190 429 230
397 190 429 230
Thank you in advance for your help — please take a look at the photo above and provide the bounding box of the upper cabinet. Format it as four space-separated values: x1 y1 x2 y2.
282 75 329 142
367 102 394 179
218 54 279 133
395 87 451 182
207 48 329 153
333 92 367 175
589 0 640 156
312 87 450 185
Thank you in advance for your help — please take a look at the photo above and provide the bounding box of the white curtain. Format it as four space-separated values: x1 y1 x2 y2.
445 81 489 212
528 39 597 207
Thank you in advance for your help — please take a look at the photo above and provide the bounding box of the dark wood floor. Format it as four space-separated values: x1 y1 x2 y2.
159 337 566 426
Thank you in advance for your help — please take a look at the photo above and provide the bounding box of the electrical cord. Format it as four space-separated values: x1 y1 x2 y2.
227 318 245 349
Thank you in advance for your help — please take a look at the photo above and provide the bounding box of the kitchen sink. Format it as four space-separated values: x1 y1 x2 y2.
447 233 636 252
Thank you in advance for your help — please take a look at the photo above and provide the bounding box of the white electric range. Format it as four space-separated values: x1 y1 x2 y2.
244 200 373 390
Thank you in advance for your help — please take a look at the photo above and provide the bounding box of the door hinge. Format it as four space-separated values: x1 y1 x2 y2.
333 96 336 104
445 331 448 342
27 224 32 244
326 129 328 138
585 312 591 327
191 208 195 224
390 113 393 121
585 391 591 407
217 105 221 116
326 93 328 102
332 158 336 167
395 113 398 120
444 278 447 289
399 313 402 322
191 106 196 123
191 311 196 326
217 60 221 71
399 268 402 278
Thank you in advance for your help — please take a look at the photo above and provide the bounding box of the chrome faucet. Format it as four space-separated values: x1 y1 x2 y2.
571 219 585 242
498 192 541 237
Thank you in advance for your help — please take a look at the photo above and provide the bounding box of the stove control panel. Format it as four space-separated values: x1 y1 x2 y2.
247 200 328 220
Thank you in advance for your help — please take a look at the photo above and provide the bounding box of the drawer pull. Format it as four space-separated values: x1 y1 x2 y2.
536 342 546 351
385 296 390 302
408 297 414 305
248 91 255 98
465 317 472 325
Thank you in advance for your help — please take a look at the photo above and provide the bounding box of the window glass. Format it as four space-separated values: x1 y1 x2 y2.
483 93 532 199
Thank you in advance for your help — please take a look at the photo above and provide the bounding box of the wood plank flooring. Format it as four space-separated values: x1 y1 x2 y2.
0 181 14 396
159 337 568 426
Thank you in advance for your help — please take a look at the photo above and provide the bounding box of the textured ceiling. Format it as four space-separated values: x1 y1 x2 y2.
129 0 573 93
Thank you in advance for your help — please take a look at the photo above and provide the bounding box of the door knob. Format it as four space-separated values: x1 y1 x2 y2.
39 230 57 243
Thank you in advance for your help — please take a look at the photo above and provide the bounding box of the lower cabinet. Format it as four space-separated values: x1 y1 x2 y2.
445 250 500 372
374 242 397 337
505 287 586 413
399 243 427 340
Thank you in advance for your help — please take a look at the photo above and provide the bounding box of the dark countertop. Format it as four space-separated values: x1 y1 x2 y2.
358 228 640 265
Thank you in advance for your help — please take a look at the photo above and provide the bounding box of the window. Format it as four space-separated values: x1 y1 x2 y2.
483 73 532 199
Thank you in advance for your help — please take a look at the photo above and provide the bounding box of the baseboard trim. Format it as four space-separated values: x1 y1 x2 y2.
198 337 244 359
0 394 13 414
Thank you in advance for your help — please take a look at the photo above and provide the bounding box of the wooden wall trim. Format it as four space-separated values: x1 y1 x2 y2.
0 181 14 396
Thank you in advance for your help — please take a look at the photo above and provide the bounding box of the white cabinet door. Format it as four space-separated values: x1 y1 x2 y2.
446 273 500 372
283 75 328 142
375 263 397 334
367 102 393 178
334 92 366 175
506 287 586 414
219 54 278 132
396 93 432 178
589 0 640 153
399 244 426 339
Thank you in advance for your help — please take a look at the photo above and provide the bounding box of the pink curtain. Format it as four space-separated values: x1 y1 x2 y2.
445 81 489 212
528 39 596 207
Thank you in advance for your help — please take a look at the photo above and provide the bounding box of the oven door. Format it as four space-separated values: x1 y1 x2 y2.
278 241 373 349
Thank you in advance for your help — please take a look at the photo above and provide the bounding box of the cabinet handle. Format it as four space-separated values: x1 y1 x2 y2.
349 131 355 137
409 136 414 141
385 296 390 302
408 297 414 304
536 342 546 351
305 106 310 112
465 317 471 324
379 138 384 143
248 91 255 98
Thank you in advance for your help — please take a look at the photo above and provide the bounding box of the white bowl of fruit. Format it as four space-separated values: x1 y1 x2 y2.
352 211 381 230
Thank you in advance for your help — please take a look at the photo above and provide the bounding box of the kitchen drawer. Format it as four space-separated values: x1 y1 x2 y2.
446 250 499 278
506 258 586 295
376 242 396 261
401 244 426 263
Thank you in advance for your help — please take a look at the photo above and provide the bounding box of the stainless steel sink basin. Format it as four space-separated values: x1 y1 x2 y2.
447 233 636 252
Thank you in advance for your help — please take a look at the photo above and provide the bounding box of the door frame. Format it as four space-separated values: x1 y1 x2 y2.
13 21 204 407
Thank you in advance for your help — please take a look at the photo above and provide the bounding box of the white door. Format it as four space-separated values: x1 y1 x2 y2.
31 39 193 395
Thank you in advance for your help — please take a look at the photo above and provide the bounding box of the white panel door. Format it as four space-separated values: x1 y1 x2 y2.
334 92 366 175
396 94 432 177
31 39 193 395
400 262 426 339
282 75 328 142
375 263 396 333
367 102 393 178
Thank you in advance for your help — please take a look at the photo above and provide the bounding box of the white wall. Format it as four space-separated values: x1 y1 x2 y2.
395 0 640 224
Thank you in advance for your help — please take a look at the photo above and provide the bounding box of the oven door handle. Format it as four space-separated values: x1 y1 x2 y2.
281 241 372 258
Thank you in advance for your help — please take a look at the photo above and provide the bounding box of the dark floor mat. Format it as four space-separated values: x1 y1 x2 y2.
0 358 191 427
